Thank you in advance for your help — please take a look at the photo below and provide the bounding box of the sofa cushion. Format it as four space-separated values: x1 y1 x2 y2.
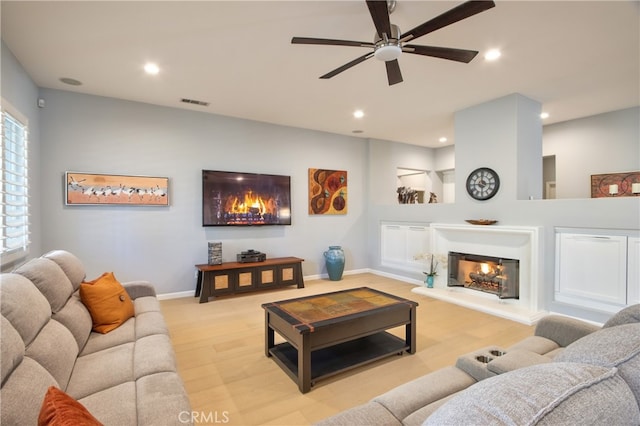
424 363 640 426
374 366 476 422
78 382 137 425
603 304 640 328
556 322 640 406
134 334 178 379
80 318 135 356
15 258 75 313
66 343 134 400
1 316 24 386
26 320 79 391
43 250 86 291
0 274 52 347
80 272 135 334
51 293 92 353
542 347 565 360
38 386 103 426
135 310 170 339
402 392 459 426
0 358 59 426
136 372 194 426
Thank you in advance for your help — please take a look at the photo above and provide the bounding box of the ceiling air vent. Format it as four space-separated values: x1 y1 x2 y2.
180 98 210 107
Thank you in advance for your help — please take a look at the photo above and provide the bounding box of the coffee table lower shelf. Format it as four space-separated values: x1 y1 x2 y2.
269 331 408 389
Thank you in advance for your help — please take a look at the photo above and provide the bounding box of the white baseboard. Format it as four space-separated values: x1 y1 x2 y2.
369 269 423 286
157 290 194 300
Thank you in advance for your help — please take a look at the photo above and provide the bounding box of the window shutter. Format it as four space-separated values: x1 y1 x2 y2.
1 108 30 262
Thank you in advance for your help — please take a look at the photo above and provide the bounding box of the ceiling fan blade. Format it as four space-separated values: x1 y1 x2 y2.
403 44 479 63
400 0 495 42
366 0 392 38
292 37 374 48
385 59 403 85
320 53 374 79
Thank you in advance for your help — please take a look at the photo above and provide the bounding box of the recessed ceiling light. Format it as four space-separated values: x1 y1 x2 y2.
484 49 501 61
540 112 550 119
352 130 364 134
144 63 160 75
439 137 448 143
353 110 364 119
59 77 82 86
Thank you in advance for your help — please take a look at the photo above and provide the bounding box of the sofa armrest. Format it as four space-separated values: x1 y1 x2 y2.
122 281 157 299
373 366 477 422
534 315 600 348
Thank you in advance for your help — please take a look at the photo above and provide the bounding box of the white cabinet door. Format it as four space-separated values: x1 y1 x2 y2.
381 224 430 272
381 225 407 266
628 237 640 305
555 232 627 312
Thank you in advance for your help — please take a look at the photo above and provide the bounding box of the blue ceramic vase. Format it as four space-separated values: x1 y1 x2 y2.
425 275 435 288
324 246 345 281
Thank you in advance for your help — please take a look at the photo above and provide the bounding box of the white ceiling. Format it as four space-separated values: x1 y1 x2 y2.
2 1 638 147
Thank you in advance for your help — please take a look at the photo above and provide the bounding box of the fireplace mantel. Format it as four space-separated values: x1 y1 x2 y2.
412 223 546 325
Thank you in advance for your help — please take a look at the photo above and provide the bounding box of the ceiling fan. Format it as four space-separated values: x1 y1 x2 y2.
291 0 495 86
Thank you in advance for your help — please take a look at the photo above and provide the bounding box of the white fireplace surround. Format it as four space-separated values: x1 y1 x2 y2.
412 223 546 325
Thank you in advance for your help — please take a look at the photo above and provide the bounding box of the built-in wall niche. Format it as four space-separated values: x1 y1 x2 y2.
397 168 449 204
397 168 429 204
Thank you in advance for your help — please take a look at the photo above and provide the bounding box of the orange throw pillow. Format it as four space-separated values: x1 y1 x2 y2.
38 386 103 426
80 272 134 333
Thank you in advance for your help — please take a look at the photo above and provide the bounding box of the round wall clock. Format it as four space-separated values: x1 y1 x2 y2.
466 167 500 200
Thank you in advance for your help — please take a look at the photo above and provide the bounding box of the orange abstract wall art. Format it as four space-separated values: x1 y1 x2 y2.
308 168 347 215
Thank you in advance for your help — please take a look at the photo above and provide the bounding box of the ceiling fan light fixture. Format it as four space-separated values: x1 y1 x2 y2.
374 44 402 61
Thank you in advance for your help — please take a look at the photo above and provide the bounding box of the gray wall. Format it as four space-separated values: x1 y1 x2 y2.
543 107 640 199
37 89 369 294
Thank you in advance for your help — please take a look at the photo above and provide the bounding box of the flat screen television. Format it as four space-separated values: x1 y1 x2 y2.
202 170 292 226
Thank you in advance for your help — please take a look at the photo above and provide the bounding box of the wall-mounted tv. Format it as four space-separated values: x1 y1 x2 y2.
202 170 292 226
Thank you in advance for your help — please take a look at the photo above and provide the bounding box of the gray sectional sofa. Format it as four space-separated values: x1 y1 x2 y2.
0 250 191 425
319 304 640 425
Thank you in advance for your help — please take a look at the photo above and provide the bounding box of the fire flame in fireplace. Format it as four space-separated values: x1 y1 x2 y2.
480 263 491 274
224 191 276 216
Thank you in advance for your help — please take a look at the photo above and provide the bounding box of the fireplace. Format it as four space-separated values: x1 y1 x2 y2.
411 223 543 325
448 252 519 299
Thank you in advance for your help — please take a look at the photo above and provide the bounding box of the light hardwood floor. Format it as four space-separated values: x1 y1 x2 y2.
160 273 535 425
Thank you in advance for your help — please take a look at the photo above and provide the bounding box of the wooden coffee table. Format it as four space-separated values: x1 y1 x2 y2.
262 287 417 393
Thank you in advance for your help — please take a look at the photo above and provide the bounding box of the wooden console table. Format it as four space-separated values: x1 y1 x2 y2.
195 257 304 303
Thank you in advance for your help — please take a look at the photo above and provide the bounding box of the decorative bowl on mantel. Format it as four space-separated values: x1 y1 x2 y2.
465 219 498 226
